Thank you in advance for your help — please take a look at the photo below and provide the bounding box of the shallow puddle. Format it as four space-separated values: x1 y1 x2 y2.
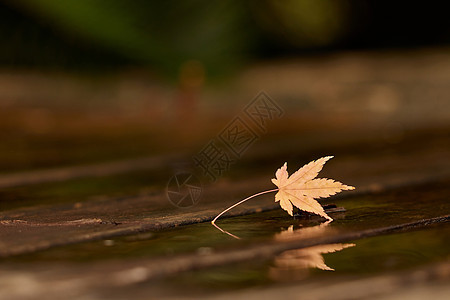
151 223 450 295
0 178 449 300
3 179 449 264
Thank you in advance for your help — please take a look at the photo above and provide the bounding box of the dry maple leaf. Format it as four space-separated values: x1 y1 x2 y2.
272 156 355 221
212 156 355 238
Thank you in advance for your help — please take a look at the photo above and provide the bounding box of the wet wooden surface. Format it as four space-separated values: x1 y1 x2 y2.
1 48 450 299
1 128 449 258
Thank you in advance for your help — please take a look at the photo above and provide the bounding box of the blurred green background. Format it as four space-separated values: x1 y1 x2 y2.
2 0 450 79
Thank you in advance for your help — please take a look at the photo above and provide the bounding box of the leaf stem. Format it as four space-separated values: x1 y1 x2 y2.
211 188 279 237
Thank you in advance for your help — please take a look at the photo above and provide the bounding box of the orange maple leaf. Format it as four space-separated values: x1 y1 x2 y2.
212 156 355 238
272 156 355 221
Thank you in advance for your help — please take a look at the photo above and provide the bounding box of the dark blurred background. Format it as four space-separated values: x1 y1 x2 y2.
0 0 450 177
2 0 450 77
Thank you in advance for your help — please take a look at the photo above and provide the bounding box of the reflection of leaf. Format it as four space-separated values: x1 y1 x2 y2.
272 156 354 221
274 243 355 271
275 221 332 241
271 223 354 279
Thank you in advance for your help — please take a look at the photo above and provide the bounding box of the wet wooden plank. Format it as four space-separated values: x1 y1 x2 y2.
199 262 450 300
0 216 447 300
1 168 449 258
1 128 450 257
0 154 181 189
